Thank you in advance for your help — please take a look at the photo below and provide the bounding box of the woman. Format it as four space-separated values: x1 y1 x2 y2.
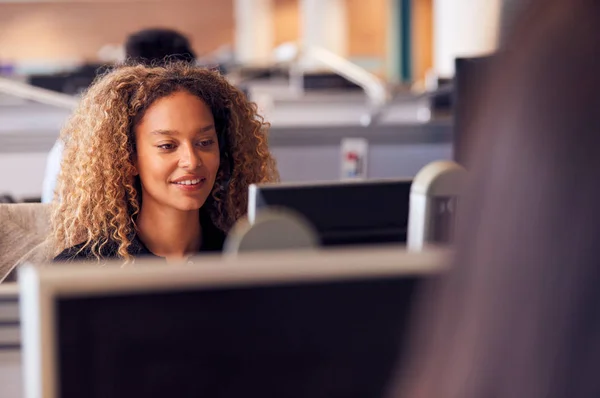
42 28 198 204
53 62 278 262
390 0 600 397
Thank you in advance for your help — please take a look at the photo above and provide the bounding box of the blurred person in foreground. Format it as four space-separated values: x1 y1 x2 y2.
389 0 600 397
52 62 277 262
42 28 197 203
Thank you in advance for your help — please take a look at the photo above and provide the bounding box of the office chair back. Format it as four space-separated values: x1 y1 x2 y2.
224 209 319 255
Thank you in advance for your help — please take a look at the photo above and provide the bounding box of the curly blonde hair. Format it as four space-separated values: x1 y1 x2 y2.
51 62 278 261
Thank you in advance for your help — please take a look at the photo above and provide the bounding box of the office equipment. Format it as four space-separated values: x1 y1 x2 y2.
224 208 318 255
408 161 466 251
0 284 19 349
340 138 368 179
453 56 494 166
0 283 21 398
20 247 445 398
248 179 412 247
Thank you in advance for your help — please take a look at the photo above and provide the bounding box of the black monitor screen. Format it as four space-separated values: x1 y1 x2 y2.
56 274 428 398
453 56 494 166
252 180 412 246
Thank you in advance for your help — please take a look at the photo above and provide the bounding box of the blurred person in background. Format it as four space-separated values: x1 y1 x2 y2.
124 27 196 65
388 0 600 397
42 28 197 203
52 62 278 262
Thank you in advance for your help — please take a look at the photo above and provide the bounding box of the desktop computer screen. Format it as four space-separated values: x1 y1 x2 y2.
56 277 418 397
248 179 412 246
20 249 444 398
453 56 494 166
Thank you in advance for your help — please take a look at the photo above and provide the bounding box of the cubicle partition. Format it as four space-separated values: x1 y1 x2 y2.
270 122 451 182
0 103 451 200
0 74 452 201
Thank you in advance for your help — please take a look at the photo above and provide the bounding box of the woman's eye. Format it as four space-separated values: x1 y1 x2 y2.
157 143 175 150
198 139 215 147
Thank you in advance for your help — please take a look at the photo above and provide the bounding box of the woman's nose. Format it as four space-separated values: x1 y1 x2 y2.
179 144 202 170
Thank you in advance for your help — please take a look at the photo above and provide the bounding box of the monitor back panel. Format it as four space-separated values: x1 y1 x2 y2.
56 274 426 398
253 180 412 246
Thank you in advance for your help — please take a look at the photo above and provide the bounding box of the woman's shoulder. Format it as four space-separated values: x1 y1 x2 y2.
53 239 122 262
53 242 97 262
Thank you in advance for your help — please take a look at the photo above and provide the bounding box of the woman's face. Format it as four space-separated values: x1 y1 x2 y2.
134 90 220 213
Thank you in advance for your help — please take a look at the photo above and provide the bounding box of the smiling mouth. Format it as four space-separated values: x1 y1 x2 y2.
172 178 207 186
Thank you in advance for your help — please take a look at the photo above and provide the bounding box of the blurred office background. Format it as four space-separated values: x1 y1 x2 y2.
0 0 509 202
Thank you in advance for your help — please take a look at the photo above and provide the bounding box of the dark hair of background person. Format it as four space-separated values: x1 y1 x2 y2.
388 1 600 397
57 28 197 95
124 28 197 65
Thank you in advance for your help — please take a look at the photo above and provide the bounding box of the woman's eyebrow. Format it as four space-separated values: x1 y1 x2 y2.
198 124 215 133
150 129 177 136
150 124 214 136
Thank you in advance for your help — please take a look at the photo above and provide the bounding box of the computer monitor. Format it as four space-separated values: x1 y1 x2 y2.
248 179 412 246
453 56 495 166
19 247 445 398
